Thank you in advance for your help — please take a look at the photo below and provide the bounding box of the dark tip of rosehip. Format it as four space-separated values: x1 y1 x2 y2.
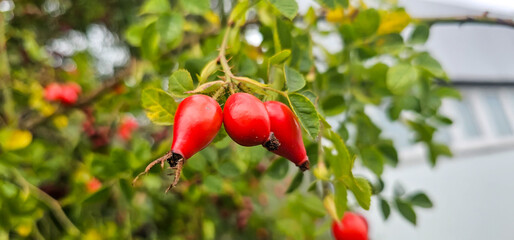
167 152 184 168
262 132 280 151
299 161 310 171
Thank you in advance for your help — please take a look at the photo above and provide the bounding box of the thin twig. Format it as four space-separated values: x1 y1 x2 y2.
13 170 80 236
418 16 514 28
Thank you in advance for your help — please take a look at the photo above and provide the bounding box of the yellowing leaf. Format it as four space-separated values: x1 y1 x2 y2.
377 10 411 35
15 223 32 237
1 129 33 151
53 115 69 129
204 11 220 26
326 7 345 23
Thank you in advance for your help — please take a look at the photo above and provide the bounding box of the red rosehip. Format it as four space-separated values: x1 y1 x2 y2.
134 95 224 191
86 178 102 193
44 83 63 101
332 212 368 240
59 86 79 105
118 116 139 141
263 101 310 170
223 93 273 147
171 95 223 160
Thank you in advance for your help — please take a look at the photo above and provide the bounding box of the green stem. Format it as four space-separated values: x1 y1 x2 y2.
0 13 13 124
212 85 226 100
219 27 233 83
217 20 288 97
13 170 80 236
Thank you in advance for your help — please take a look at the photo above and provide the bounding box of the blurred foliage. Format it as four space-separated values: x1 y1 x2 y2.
0 0 459 239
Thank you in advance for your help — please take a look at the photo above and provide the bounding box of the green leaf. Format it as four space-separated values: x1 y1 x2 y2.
186 80 224 94
300 194 326 217
218 161 241 178
348 177 372 210
269 50 291 65
334 181 347 219
380 198 391 220
316 0 335 8
434 87 461 100
288 93 320 138
413 52 444 78
360 146 384 176
409 24 429 44
156 13 184 44
321 94 345 116
124 23 147 47
269 0 298 20
200 58 219 84
238 56 258 76
408 192 433 208
307 180 318 192
378 141 398 167
301 91 318 106
204 175 223 194
180 0 210 14
277 219 303 239
83 187 110 205
267 158 289 179
428 142 452 166
323 128 352 178
386 64 419 94
187 153 207 172
141 88 177 125
229 1 250 24
284 66 306 92
395 198 417 225
353 9 380 37
336 0 349 7
286 171 304 193
169 69 195 97
140 0 171 14
141 23 160 60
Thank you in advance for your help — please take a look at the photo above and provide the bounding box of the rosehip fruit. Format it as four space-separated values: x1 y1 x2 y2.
134 94 223 192
86 178 102 193
263 101 310 171
118 116 139 141
223 93 277 148
332 212 368 240
59 86 79 105
44 83 63 101
171 94 223 160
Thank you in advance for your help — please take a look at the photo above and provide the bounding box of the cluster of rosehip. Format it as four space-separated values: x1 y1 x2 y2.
136 93 369 240
176 92 310 169
135 93 310 192
44 82 82 105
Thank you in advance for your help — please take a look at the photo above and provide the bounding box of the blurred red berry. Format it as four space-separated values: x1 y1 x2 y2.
118 116 139 141
332 212 368 240
86 178 102 193
44 82 81 105
59 86 79 105
44 83 63 101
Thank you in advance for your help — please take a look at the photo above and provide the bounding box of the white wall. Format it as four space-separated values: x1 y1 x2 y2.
366 149 514 240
